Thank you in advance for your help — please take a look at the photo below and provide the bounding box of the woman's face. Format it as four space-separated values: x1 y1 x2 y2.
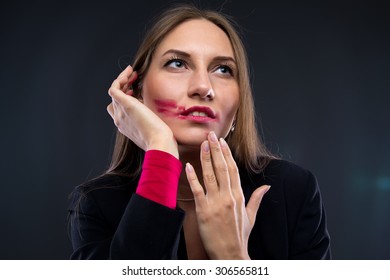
142 19 239 147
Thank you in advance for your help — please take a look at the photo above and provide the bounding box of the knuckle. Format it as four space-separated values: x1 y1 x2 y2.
192 187 204 197
212 145 221 153
197 212 210 224
235 194 244 205
123 104 132 111
188 176 198 183
204 174 217 184
113 118 121 127
111 79 119 88
215 163 228 173
228 165 239 175
202 154 212 163
224 198 236 210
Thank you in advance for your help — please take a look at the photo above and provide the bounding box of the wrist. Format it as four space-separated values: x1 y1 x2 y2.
209 248 251 260
136 149 182 209
147 133 179 159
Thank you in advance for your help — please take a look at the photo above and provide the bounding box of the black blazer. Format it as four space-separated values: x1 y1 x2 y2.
68 159 331 259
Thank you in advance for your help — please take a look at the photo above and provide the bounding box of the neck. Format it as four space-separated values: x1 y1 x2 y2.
177 145 203 201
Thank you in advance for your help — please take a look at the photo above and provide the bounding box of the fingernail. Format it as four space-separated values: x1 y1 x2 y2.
219 138 228 148
209 131 218 142
202 141 210 152
186 163 193 173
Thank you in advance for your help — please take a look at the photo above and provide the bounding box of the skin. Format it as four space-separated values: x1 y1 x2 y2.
107 19 270 259
141 19 239 148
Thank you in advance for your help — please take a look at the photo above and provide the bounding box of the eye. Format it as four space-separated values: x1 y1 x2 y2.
164 58 186 69
215 64 234 76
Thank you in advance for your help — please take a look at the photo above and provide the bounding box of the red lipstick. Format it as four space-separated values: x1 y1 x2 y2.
155 100 184 116
180 106 216 118
178 106 217 123
154 99 217 123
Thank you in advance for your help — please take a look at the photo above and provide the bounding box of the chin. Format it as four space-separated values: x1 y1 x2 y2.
172 126 207 140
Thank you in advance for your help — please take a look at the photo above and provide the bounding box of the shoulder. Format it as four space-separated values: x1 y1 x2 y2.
240 159 320 206
243 159 331 259
241 159 316 189
69 174 133 202
68 174 137 223
266 159 317 190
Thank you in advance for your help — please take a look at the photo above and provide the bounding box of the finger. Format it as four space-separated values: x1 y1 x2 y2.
123 71 138 95
246 185 271 225
111 98 121 116
107 103 114 118
117 65 133 79
112 67 132 89
185 162 206 208
219 137 242 198
108 87 136 109
110 72 136 93
206 131 230 194
108 99 125 132
200 140 219 196
128 70 138 84
116 65 135 91
109 68 138 95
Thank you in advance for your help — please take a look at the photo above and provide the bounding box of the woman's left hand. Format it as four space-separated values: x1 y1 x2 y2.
185 131 270 260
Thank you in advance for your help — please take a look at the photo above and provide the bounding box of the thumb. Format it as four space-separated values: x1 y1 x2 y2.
246 185 271 225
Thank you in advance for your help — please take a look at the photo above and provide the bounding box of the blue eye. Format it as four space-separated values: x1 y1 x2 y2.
216 65 233 76
166 59 185 68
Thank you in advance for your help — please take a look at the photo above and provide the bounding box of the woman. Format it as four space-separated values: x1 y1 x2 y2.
68 4 331 260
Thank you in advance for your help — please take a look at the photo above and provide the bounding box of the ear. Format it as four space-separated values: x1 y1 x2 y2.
230 116 237 132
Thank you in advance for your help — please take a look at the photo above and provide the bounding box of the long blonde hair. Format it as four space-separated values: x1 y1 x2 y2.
107 4 274 178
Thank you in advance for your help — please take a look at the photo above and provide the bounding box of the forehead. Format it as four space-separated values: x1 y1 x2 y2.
155 19 234 57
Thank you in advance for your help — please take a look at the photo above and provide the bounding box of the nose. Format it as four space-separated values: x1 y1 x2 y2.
187 70 215 100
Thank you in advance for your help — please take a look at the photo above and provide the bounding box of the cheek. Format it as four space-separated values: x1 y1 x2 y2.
222 89 239 119
141 75 183 109
216 96 239 137
223 91 239 127
224 105 238 129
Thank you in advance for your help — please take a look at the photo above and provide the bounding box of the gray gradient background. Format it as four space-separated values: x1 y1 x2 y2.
1 1 389 259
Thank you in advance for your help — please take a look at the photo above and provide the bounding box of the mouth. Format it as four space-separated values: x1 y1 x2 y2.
180 106 216 118
178 106 217 123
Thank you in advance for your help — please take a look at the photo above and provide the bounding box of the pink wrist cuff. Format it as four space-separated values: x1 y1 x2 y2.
136 150 182 209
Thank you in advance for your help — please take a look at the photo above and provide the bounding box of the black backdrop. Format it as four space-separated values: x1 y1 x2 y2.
1 0 389 259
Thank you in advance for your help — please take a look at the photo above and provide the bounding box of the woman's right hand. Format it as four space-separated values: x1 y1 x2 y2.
107 65 179 159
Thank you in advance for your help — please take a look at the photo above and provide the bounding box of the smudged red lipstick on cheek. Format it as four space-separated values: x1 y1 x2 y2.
154 99 219 123
154 99 185 116
155 99 177 109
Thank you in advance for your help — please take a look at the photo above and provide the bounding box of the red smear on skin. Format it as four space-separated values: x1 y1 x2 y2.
154 98 218 124
155 99 177 109
155 99 185 116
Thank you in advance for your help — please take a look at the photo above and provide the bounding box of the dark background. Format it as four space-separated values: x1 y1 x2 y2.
1 0 389 259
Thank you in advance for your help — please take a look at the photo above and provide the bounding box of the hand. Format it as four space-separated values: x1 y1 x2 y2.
185 131 270 259
107 66 179 158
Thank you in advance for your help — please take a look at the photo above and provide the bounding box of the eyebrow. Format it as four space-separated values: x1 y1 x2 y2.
162 49 190 58
162 49 237 65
